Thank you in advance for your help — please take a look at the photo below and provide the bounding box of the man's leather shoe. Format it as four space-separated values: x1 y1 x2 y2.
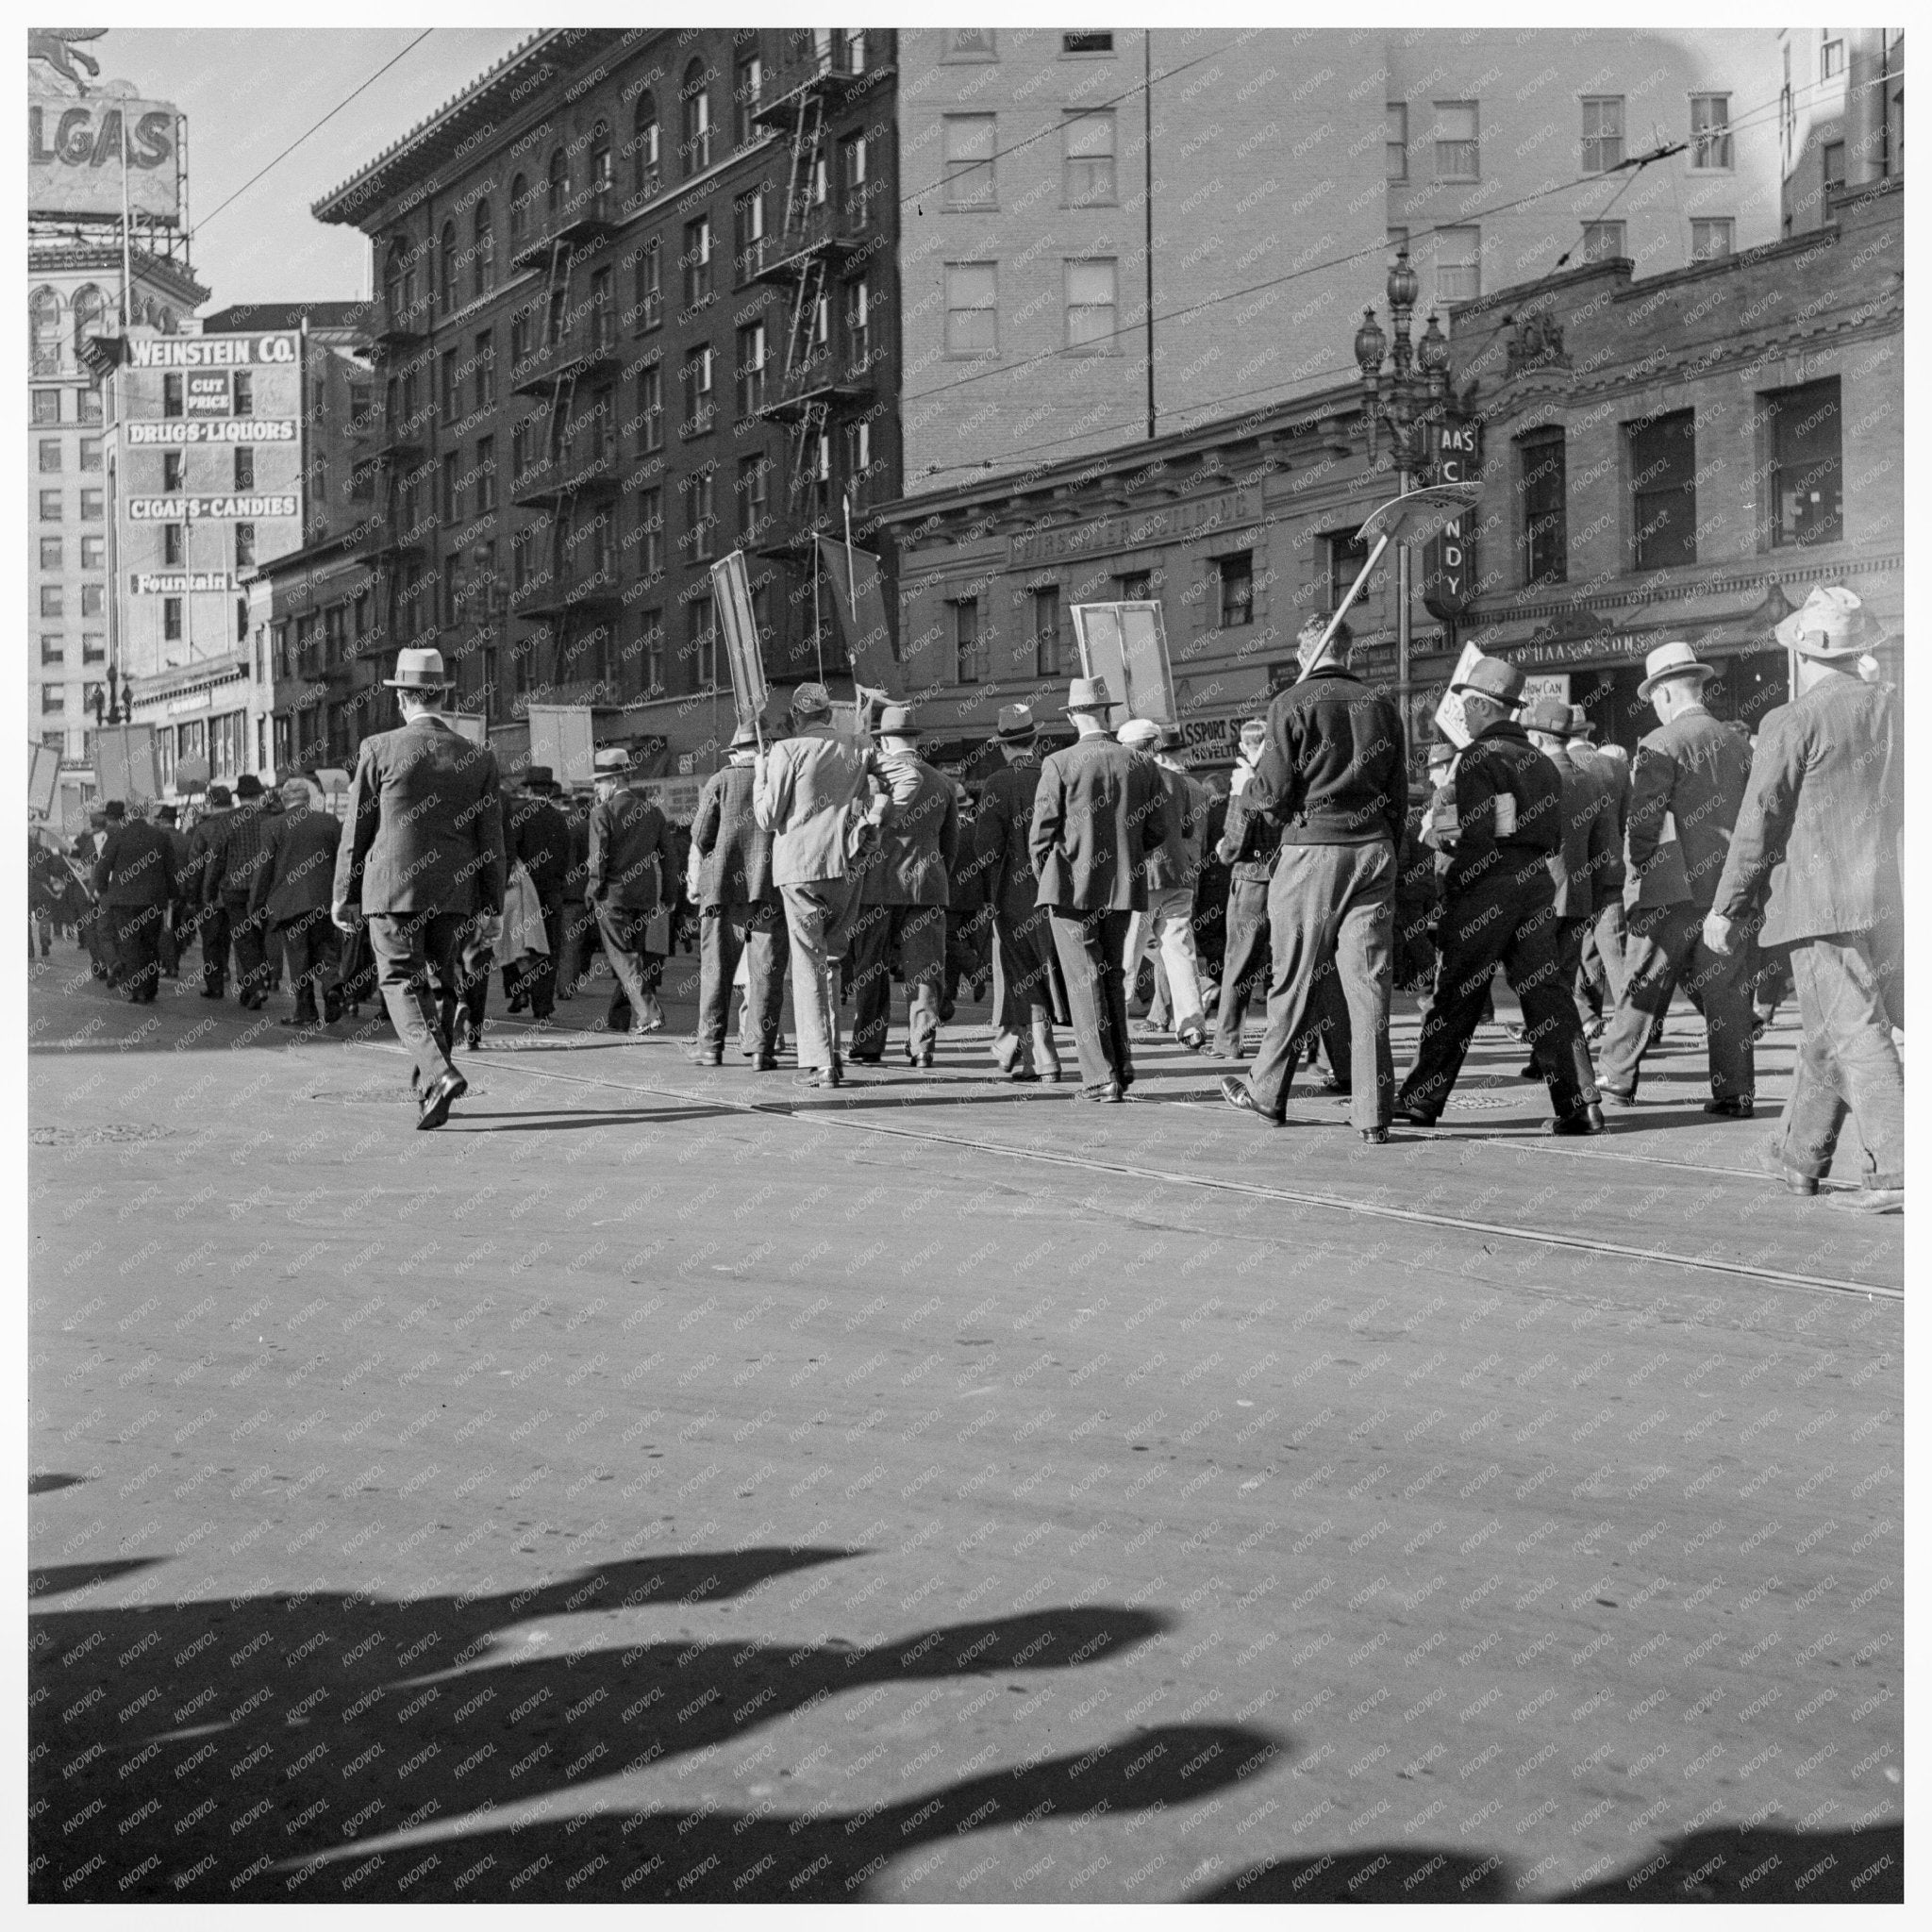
1079 1081 1123 1103
1703 1097 1754 1119
754 1054 780 1071
1755 1140 1818 1195
1391 1104 1439 1128
1219 1075 1282 1125
1177 1026 1207 1052
1360 1126 1391 1145
687 1046 724 1067
1548 1104 1606 1136
1006 1067 1041 1084
1517 1060 1541 1080
1825 1187 1904 1215
1598 1087 1638 1110
416 1069 468 1131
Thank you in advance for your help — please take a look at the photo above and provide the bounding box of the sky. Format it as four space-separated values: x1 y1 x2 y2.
78 27 533 310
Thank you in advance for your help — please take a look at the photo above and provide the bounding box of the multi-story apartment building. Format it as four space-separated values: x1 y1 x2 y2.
311 25 901 775
29 243 205 775
1778 27 1905 235
880 176 1900 765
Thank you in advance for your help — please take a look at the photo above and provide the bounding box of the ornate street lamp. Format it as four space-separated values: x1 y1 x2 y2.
1354 247 1452 701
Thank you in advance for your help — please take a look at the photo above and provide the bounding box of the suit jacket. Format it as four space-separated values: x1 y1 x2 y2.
691 761 776 910
1624 707 1751 912
1446 723 1563 895
202 800 275 905
1543 745 1624 922
508 792 573 904
331 714 507 919
587 786 675 912
1029 734 1167 914
1712 674 1902 948
1142 761 1203 894
93 821 177 907
251 808 343 924
753 725 878 887
561 810 591 905
975 755 1049 927
183 808 227 903
859 749 958 907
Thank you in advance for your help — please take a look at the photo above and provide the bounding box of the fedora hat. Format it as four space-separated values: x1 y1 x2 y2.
1450 656 1524 708
592 746 632 776
1637 640 1717 700
1062 675 1115 715
1116 716 1165 750
1520 695 1572 738
385 645 453 691
206 784 233 808
1774 584 1879 659
995 703 1038 742
728 721 759 751
1562 706 1597 739
234 773 264 799
875 704 922 738
522 765 558 791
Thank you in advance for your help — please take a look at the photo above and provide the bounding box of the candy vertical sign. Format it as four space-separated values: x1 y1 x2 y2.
1422 418 1480 621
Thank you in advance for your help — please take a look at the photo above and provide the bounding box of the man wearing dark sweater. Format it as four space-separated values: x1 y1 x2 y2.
1220 615 1407 1141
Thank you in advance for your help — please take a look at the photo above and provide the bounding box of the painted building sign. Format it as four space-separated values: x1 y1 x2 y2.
1422 419 1480 621
125 420 298 445
126 495 301 521
27 96 181 223
1008 486 1264 570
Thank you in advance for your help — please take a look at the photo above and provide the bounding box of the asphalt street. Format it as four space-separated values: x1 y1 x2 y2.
28 944 1904 1904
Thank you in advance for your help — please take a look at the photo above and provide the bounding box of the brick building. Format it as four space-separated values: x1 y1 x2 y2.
879 176 1901 768
1778 27 1906 236
309 25 901 777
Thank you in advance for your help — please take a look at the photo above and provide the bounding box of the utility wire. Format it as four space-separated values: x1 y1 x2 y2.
197 29 437 228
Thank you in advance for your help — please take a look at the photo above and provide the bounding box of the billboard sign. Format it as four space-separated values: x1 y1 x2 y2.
92 724 162 808
1422 419 1481 621
125 334 297 369
126 495 300 521
185 371 232 416
28 97 181 224
29 741 62 819
126 420 297 446
1070 602 1176 728
130 571 235 595
709 550 771 737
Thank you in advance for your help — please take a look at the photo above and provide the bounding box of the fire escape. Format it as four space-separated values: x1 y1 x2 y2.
357 271 433 704
508 162 623 699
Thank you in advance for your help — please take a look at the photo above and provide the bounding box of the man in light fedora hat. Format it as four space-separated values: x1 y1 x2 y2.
1029 675 1169 1101
587 744 678 1037
1593 638 1756 1118
1116 716 1209 1053
331 645 506 1129
1707 585 1902 1210
1395 654 1603 1133
974 704 1067 1080
847 704 958 1068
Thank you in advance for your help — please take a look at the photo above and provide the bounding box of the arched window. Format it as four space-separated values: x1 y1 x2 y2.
72 284 107 357
158 305 177 336
30 286 61 375
473 199 494 298
632 90 659 196
439 222 458 314
547 146 568 220
508 173 528 245
384 239 408 328
589 121 611 219
681 59 711 176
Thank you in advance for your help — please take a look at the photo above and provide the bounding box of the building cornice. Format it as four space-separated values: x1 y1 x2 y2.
26 241 208 306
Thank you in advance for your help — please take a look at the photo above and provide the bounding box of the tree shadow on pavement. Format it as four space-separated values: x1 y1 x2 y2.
31 1550 1210 1903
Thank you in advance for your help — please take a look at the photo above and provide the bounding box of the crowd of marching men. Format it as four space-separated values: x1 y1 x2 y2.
42 580 1899 1205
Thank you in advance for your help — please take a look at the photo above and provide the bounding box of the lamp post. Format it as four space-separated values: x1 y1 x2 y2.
1353 246 1452 708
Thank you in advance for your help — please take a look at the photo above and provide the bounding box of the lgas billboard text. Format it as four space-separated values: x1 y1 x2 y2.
28 99 181 224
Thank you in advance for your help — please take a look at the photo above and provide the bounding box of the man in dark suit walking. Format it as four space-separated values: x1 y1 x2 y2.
505 766 572 1024
153 803 191 978
93 799 177 1003
586 745 677 1037
203 773 276 1009
974 704 1065 1081
251 777 343 1028
184 784 233 998
330 647 506 1130
848 705 958 1068
1029 676 1168 1103
688 723 786 1068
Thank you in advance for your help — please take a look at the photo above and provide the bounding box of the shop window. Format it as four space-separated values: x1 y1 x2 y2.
1628 410 1696 571
1763 377 1842 549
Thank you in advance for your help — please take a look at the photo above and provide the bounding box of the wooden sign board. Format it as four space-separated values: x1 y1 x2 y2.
526 704 596 784
29 741 61 818
710 550 771 736
92 724 161 808
1069 602 1175 728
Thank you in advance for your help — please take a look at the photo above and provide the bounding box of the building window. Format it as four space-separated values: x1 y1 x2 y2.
1032 585 1061 675
683 469 715 560
841 129 874 227
40 536 62 570
233 448 255 491
30 287 61 375
1518 427 1567 588
40 491 61 521
80 438 103 472
1690 218 1734 261
1764 377 1842 549
231 522 255 569
1433 101 1479 181
689 594 718 689
638 487 663 576
441 348 460 424
1690 93 1732 170
1064 109 1117 205
80 490 102 520
41 636 63 667
80 584 103 619
80 535 104 570
41 585 62 618
1064 258 1118 352
42 684 64 716
942 114 998 208
32 388 59 425
681 58 712 176
953 597 983 683
589 121 612 220
78 388 101 425
945 261 998 358
947 29 995 59
734 52 762 146
682 343 715 435
163 597 183 641
161 452 183 492
1062 31 1113 54
508 172 529 246
1581 96 1624 174
474 199 494 298
736 322 767 416
163 372 184 418
683 216 713 308
1386 102 1407 180
630 91 661 203
547 146 569 221
233 372 254 418
440 222 458 315
1433 226 1480 304
1581 221 1625 263
38 439 61 474
1116 569 1151 602
477 436 497 513
475 329 496 410
82 632 105 663
737 455 770 539
635 238 662 332
441 451 461 524
638 362 663 452
511 528 535 595
733 189 765 280
1217 552 1255 628
640 610 664 692
1628 410 1697 571
1821 36 1844 81
511 420 534 483
1823 141 1846 191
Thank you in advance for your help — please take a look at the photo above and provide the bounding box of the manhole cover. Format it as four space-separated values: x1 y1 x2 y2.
29 1123 170 1147
1444 1093 1519 1111
309 1088 489 1106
